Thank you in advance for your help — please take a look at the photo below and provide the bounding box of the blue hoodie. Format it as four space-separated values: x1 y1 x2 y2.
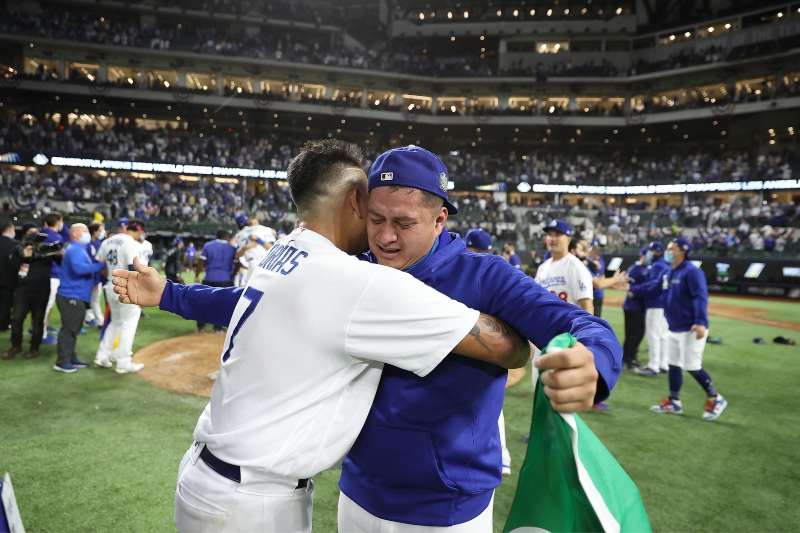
58 241 105 303
664 259 709 332
340 231 621 527
623 262 648 311
630 257 670 309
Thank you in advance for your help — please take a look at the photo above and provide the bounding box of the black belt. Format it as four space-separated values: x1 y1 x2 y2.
199 445 308 489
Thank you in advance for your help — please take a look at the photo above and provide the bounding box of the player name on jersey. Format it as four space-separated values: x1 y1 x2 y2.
257 242 309 276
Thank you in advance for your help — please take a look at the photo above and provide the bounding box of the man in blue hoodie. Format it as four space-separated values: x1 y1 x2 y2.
337 146 621 531
54 223 105 373
41 212 68 344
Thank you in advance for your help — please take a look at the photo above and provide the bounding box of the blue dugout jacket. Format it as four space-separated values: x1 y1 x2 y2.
630 258 670 309
664 259 709 332
58 241 105 303
622 263 648 312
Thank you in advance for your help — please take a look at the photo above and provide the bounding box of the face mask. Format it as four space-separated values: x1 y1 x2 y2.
98 230 106 240
664 250 675 263
645 251 653 265
79 233 91 245
138 234 146 242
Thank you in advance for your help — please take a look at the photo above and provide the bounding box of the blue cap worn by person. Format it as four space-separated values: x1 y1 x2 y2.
639 246 649 256
672 236 692 254
117 217 129 228
367 145 458 214
648 241 665 253
234 213 248 228
465 228 493 251
544 219 573 236
172 237 183 247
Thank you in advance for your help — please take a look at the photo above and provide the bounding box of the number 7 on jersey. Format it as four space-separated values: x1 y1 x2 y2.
221 287 264 363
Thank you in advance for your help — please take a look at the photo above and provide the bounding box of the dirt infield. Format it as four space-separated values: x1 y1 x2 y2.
136 333 225 397
604 295 800 331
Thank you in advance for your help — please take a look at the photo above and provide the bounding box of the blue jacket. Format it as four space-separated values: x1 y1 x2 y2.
341 231 621 526
158 233 622 526
42 227 64 279
588 256 606 300
58 241 105 303
630 258 670 309
623 263 648 311
664 259 709 332
201 240 235 283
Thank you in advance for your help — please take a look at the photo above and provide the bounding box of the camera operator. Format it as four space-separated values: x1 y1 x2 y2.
2 224 59 359
0 218 17 332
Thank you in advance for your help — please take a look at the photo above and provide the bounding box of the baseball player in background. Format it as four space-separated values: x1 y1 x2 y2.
536 220 594 313
41 212 68 344
93 220 147 374
629 241 671 376
232 215 277 286
196 230 236 332
650 237 728 420
466 228 512 477
84 222 106 328
111 140 531 533
622 247 649 370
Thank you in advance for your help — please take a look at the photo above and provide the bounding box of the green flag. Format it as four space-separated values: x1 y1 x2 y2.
503 334 651 533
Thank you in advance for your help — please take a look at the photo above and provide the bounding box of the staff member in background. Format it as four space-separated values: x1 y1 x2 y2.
650 237 727 421
84 222 106 328
54 224 105 373
587 243 607 317
630 241 671 377
196 229 236 332
622 247 649 370
502 243 522 269
3 224 55 360
164 237 185 283
0 218 18 332
41 212 66 344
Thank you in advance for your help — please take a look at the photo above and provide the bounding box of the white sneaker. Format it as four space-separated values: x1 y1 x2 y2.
502 465 511 476
702 394 728 421
94 358 112 368
116 362 144 374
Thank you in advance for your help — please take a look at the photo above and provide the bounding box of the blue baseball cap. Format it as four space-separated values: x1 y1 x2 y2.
639 246 649 256
672 236 692 254
234 213 248 227
368 145 457 214
172 237 183 246
465 228 493 251
648 241 665 253
117 217 129 227
544 219 573 236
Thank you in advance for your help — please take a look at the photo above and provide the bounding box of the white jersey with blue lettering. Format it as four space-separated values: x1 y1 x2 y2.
138 239 153 265
535 253 593 306
193 227 479 479
234 224 276 250
95 233 141 286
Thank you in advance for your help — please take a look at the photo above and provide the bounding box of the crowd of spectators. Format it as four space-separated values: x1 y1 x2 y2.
3 8 797 79
2 118 798 190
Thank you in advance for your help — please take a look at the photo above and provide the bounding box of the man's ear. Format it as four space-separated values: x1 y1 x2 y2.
434 206 448 230
352 184 368 220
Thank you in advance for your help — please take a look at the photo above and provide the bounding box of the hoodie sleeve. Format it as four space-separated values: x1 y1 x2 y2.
159 280 242 326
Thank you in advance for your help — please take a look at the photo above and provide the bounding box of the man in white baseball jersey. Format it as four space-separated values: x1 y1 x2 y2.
535 219 594 313
94 220 148 374
236 225 277 286
111 140 530 533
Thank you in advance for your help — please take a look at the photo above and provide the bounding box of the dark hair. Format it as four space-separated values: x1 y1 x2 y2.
128 219 146 232
88 222 103 235
0 218 14 233
43 212 63 227
287 139 364 213
217 229 231 240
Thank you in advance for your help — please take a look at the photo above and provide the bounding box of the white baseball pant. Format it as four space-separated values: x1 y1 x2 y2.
644 308 669 372
666 330 707 371
43 277 60 331
174 444 313 533
84 283 104 326
95 285 141 368
338 492 493 532
498 410 511 473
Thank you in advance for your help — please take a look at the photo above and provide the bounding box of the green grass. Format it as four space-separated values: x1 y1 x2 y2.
1 297 798 532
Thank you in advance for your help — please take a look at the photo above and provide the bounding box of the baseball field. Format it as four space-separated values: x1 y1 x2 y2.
1 290 798 532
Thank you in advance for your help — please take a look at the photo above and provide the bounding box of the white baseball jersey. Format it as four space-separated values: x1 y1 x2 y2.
96 233 141 285
194 228 479 479
138 239 153 265
234 225 276 250
535 254 594 305
239 244 270 285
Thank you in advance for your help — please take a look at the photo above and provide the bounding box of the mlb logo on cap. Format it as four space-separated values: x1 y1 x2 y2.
380 172 394 181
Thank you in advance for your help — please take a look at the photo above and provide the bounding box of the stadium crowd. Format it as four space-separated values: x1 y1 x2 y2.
2 118 798 189
3 9 798 79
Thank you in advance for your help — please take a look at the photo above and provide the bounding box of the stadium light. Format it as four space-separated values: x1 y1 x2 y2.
564 8 570 15
513 9 519 17
463 10 469 19
724 23 731 29
669 34 676 41
447 11 453 19
480 34 485 41
374 99 380 105
530 9 536 16
777 12 784 18
546 8 553 16
419 12 425 20
684 31 691 37
616 7 623 15
496 9 502 16
708 26 714 32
